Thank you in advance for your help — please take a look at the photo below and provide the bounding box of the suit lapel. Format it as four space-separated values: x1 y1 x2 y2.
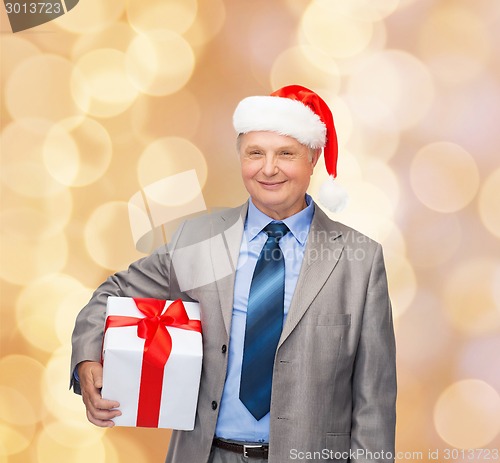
207 202 343 340
210 203 248 335
278 206 344 348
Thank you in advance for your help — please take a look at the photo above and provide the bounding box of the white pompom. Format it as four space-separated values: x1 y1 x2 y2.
318 176 349 213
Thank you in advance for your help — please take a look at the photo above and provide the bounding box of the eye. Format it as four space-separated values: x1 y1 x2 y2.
247 150 263 158
280 151 293 157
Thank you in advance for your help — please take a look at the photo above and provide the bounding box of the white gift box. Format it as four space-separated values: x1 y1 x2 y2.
101 296 203 430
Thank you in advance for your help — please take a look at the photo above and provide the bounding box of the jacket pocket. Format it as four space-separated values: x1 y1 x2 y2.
325 433 351 462
314 313 351 326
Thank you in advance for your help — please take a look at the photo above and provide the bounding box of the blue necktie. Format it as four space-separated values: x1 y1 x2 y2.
239 222 289 420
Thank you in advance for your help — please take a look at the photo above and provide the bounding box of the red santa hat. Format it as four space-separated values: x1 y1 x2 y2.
233 84 348 212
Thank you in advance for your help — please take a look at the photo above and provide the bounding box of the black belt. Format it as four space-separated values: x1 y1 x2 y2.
213 438 269 459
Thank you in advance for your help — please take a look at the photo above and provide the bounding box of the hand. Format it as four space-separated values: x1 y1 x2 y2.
78 361 121 427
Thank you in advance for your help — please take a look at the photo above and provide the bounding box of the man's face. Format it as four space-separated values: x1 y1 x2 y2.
239 131 320 220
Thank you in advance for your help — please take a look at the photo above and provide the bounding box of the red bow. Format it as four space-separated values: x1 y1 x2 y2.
105 298 202 427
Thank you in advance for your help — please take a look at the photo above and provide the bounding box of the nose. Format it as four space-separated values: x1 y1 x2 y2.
262 153 278 177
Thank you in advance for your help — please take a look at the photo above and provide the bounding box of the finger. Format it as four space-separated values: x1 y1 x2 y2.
83 394 121 423
78 361 122 427
88 393 121 412
86 409 116 428
86 404 121 422
83 388 121 413
91 366 103 389
81 384 120 419
80 367 120 409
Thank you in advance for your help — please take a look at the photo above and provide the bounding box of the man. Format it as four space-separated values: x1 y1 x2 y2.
71 85 396 462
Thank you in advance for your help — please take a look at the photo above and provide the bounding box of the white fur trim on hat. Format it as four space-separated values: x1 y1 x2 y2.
233 96 327 148
319 176 349 213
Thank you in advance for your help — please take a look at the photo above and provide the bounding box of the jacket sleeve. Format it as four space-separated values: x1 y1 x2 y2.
350 243 397 462
69 223 185 394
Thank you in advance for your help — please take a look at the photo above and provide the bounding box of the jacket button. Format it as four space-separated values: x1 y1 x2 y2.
221 344 227 354
211 401 218 410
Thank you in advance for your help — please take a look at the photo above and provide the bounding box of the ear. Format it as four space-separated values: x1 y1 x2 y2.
311 148 321 168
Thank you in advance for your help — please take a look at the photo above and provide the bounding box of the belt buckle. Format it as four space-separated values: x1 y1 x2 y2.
243 444 262 458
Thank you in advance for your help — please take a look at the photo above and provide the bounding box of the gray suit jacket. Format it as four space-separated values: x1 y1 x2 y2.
71 201 396 463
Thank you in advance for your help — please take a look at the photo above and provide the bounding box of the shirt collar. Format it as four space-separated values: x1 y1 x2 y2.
246 194 315 246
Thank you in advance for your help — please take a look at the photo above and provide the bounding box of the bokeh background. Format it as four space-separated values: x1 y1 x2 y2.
1 0 500 461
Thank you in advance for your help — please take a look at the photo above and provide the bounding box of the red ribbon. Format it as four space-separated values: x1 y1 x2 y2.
105 298 202 427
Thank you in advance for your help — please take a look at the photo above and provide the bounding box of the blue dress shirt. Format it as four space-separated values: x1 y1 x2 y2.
215 195 315 443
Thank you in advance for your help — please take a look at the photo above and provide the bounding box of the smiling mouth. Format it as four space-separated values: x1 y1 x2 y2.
258 181 286 188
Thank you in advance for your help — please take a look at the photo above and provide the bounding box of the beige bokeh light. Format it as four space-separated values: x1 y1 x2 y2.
101 437 120 463
55 287 95 346
0 356 45 423
42 419 106 451
311 152 398 243
335 0 399 22
0 384 37 455
43 117 113 187
395 370 428 451
396 0 419 8
1 199 70 252
55 0 125 34
458 337 500 393
347 50 434 130
0 35 40 85
328 19 388 77
361 160 400 210
406 211 462 268
127 0 197 35
378 222 407 260
36 426 107 463
130 90 201 142
301 0 374 59
384 251 417 319
418 4 490 84
478 168 500 239
137 137 208 193
0 386 37 427
184 0 226 47
71 49 139 118
1 120 68 198
434 379 500 448
16 274 84 352
71 22 136 59
0 187 73 240
5 54 83 122
345 94 400 161
396 291 452 374
102 433 149 463
443 258 500 336
270 46 342 94
0 231 68 285
129 170 207 252
41 345 95 424
84 201 145 271
0 421 35 456
331 180 395 226
410 142 480 213
494 266 500 315
126 30 195 96
143 170 205 208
